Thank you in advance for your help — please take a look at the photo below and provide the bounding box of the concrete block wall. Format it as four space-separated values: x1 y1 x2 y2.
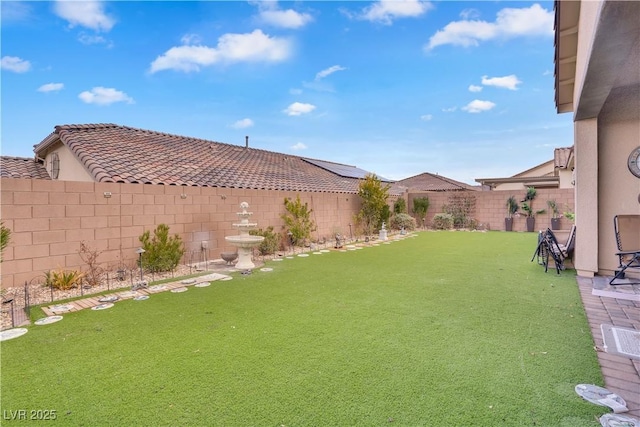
0 178 361 288
407 188 575 232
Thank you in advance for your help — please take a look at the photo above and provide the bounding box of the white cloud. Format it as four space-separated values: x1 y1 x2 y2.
231 118 254 129
315 65 347 80
442 106 457 113
78 32 112 47
420 114 433 121
481 74 522 90
260 9 313 29
181 34 202 45
150 30 292 73
426 4 553 50
462 99 496 113
1 2 32 22
0 56 31 73
53 0 115 32
468 84 483 92
38 83 64 93
283 102 316 116
359 0 433 25
291 142 307 151
459 8 480 20
289 88 303 95
252 1 313 29
78 87 134 105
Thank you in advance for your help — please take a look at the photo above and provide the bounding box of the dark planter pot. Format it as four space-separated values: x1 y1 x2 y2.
505 218 514 231
551 218 562 230
526 217 536 232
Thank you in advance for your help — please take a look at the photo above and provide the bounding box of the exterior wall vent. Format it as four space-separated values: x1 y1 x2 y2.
49 153 60 179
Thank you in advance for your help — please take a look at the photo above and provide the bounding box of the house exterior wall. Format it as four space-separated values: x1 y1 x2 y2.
568 0 640 277
0 178 362 288
46 143 94 182
407 188 574 232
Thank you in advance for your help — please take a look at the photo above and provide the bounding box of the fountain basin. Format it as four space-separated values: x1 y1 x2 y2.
220 252 238 265
225 235 264 248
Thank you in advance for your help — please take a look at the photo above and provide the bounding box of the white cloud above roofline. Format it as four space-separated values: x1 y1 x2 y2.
53 0 115 32
78 87 134 105
149 30 292 73
425 3 553 50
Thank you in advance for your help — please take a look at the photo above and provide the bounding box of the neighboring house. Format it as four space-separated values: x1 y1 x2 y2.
475 146 575 191
0 156 52 180
5 123 395 194
554 0 640 277
393 172 478 193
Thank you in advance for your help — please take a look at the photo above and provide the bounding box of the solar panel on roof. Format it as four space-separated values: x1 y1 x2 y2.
302 158 393 182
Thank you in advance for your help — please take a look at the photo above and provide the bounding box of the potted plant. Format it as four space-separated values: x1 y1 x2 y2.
521 187 546 232
505 195 519 231
547 200 562 230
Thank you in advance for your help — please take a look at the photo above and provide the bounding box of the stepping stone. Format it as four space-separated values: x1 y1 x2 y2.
35 316 63 326
98 295 119 303
133 295 149 301
50 304 74 313
171 287 188 293
0 328 28 341
91 303 114 310
260 268 273 272
195 282 211 288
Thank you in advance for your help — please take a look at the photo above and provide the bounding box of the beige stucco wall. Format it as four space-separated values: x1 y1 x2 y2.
0 178 363 288
597 110 640 275
574 1 603 111
45 144 94 182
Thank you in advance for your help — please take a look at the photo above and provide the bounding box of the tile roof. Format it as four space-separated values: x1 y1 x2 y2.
554 146 574 169
0 156 51 180
393 172 478 192
33 123 394 194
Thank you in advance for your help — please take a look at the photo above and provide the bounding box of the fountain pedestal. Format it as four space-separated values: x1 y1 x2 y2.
225 202 264 270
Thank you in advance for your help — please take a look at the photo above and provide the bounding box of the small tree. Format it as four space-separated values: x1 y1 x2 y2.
139 224 184 273
393 198 407 214
78 241 104 287
357 174 390 236
281 195 316 246
412 197 430 227
0 222 11 262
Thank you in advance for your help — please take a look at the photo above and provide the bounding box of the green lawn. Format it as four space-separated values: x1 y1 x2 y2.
1 232 603 426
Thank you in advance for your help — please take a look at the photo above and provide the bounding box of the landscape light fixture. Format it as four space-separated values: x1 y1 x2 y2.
136 247 146 281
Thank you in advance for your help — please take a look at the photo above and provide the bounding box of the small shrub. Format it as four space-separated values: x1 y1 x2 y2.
412 197 430 227
281 195 316 246
433 213 454 230
44 269 85 290
390 213 416 231
78 241 104 287
0 221 10 262
139 224 185 273
250 226 281 255
393 198 407 214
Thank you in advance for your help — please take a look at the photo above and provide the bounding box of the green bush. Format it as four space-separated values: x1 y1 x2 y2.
249 226 281 255
44 269 85 290
0 221 10 262
281 195 316 246
393 198 407 214
139 224 184 273
390 213 416 231
432 213 454 230
412 197 430 227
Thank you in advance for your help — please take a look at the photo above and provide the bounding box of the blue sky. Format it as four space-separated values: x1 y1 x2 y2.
1 0 573 184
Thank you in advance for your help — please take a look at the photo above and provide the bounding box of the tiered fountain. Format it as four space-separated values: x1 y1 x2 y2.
225 202 264 270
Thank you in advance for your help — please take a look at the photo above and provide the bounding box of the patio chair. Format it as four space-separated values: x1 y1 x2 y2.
531 225 575 274
610 215 640 286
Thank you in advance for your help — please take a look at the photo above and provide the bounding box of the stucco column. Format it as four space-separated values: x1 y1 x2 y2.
574 118 598 276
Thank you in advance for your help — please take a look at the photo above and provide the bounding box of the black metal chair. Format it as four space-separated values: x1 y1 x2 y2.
532 225 576 274
610 215 640 285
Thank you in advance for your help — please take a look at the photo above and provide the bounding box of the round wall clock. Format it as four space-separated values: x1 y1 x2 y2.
628 146 640 178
